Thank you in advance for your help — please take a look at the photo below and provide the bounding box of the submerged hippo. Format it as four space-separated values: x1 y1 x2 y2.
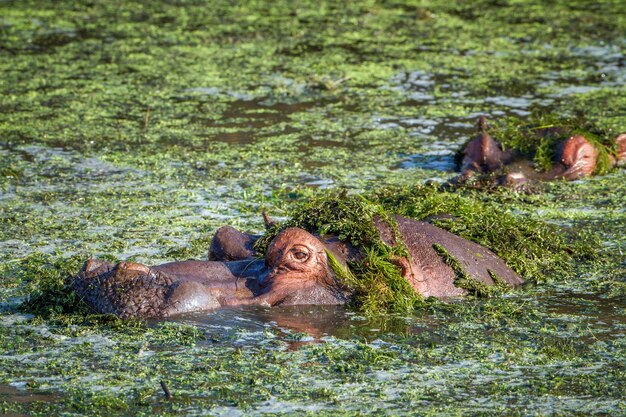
455 117 626 189
74 215 523 319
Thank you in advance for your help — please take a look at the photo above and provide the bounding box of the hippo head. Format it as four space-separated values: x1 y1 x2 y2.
257 227 350 307
265 228 334 287
557 135 598 179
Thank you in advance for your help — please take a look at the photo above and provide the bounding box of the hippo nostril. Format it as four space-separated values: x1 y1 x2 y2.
271 265 290 275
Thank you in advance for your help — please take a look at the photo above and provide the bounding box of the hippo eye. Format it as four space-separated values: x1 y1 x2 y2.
290 246 310 262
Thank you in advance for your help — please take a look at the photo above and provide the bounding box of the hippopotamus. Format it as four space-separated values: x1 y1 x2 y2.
73 214 523 319
455 117 626 190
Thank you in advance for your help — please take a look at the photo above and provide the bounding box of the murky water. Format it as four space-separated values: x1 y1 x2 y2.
0 383 57 404
169 304 432 343
1 1 625 415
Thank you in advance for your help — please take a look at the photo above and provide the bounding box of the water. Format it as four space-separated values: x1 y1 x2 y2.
1 1 625 415
170 305 429 343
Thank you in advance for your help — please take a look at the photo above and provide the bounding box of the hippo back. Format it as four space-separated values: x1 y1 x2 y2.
73 260 175 319
375 215 523 298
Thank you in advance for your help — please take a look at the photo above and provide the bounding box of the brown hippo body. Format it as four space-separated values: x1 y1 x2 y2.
74 216 523 319
376 216 523 297
74 259 267 318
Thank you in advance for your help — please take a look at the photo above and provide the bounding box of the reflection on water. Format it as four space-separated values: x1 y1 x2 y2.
0 383 58 416
168 304 435 345
540 292 626 340
167 290 626 349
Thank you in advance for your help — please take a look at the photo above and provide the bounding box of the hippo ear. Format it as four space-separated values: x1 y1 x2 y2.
477 115 489 131
262 211 277 229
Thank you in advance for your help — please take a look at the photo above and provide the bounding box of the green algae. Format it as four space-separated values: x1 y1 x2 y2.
13 253 91 318
256 193 405 253
327 246 424 314
1 0 626 415
432 243 511 297
373 185 600 282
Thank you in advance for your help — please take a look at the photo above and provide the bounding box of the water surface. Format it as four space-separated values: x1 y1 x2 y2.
0 1 624 415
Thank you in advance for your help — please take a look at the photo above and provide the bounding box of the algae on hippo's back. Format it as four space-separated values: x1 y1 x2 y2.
254 188 598 314
257 193 405 251
373 185 600 280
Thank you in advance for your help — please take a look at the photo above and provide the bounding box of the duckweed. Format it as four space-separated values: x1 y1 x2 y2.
1 0 625 415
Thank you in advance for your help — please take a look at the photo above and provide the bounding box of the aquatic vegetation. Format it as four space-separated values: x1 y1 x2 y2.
251 188 599 314
373 185 600 281
432 243 511 297
12 253 90 318
1 0 625 415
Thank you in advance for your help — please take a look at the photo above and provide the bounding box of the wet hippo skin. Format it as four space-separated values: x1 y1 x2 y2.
74 216 523 319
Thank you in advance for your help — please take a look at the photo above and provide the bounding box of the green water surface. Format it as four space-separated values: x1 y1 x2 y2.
1 1 625 415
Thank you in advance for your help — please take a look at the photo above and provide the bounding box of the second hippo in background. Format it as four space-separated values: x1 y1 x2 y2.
454 116 626 191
